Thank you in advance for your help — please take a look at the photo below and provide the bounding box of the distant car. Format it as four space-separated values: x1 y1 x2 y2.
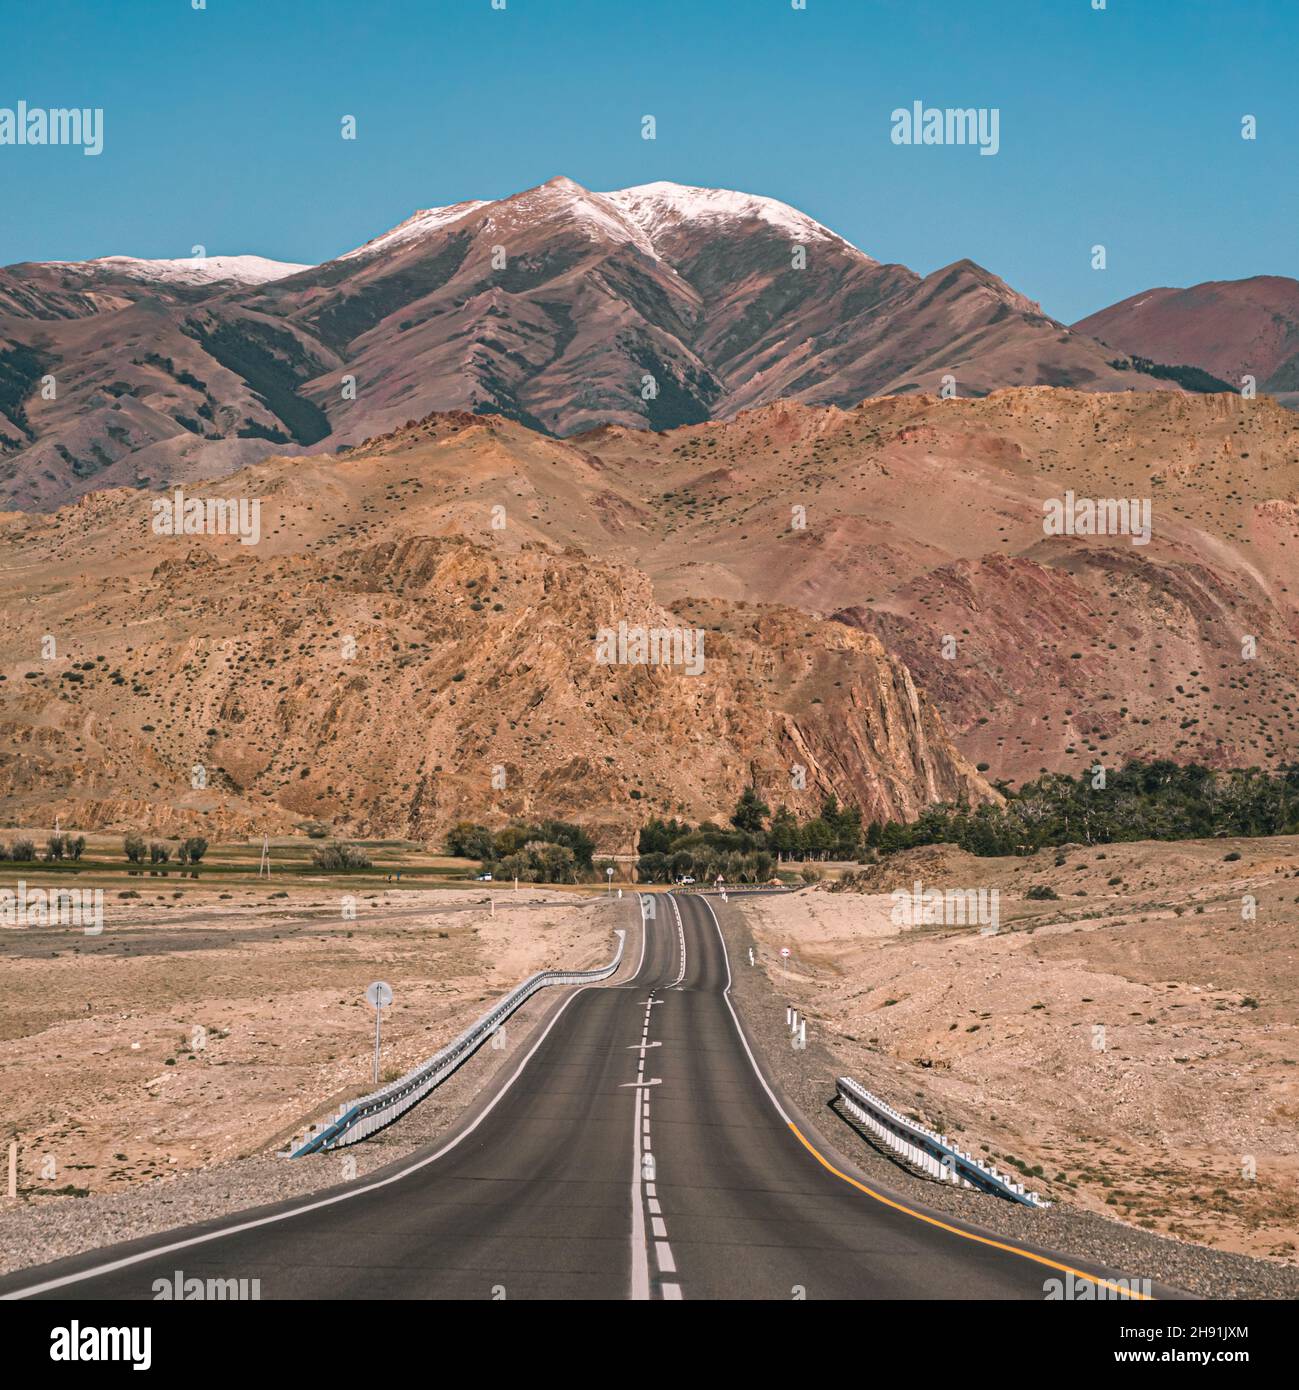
680 876 695 884
475 872 493 881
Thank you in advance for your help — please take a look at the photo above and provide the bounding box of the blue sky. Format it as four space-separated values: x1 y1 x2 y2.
3 0 1295 321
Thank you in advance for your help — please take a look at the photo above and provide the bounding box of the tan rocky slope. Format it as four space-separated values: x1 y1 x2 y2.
0 456 991 847
557 389 1299 780
5 384 1298 842
273 389 1299 783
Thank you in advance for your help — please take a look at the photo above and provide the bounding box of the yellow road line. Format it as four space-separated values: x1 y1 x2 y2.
787 1121 1154 1301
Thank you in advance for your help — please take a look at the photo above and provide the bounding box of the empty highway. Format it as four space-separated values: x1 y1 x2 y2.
0 892 1155 1300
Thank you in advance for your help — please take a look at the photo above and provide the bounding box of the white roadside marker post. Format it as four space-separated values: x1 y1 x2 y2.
365 980 393 1086
7 1141 15 1199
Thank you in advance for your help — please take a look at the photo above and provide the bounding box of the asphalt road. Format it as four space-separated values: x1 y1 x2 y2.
1 892 1150 1300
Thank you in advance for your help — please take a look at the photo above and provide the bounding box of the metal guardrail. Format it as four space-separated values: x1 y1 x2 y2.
285 929 626 1156
836 1076 1048 1208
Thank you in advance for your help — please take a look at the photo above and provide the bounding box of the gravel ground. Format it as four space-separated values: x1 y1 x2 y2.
0 896 642 1281
712 894 1299 1301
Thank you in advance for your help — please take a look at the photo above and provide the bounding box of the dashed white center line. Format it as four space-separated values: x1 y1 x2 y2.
628 948 684 1299
629 1077 650 1301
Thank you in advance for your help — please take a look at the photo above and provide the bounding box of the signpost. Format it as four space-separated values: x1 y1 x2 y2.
365 980 393 1085
606 866 615 896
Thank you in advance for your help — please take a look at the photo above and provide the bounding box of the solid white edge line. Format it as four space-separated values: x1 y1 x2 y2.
695 894 793 1123
5 901 648 1301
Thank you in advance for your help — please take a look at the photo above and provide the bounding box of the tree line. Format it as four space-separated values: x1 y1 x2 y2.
641 761 1299 876
867 760 1299 856
636 788 863 882
123 834 209 865
444 819 598 884
444 760 1299 887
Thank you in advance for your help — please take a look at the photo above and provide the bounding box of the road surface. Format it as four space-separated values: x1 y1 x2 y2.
0 892 1153 1300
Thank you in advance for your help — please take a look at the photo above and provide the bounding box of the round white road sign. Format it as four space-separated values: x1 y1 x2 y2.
366 980 393 1008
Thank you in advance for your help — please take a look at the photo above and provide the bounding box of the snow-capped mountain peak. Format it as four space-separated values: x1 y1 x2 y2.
487 177 662 259
339 200 488 261
333 178 863 267
601 180 863 256
69 254 312 286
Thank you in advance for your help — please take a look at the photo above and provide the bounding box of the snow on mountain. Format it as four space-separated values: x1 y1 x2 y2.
601 181 865 256
333 178 862 267
338 200 488 260
478 176 661 259
67 254 313 285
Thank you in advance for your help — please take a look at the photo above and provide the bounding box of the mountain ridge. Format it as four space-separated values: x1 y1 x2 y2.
1 175 1184 511
1075 274 1299 410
